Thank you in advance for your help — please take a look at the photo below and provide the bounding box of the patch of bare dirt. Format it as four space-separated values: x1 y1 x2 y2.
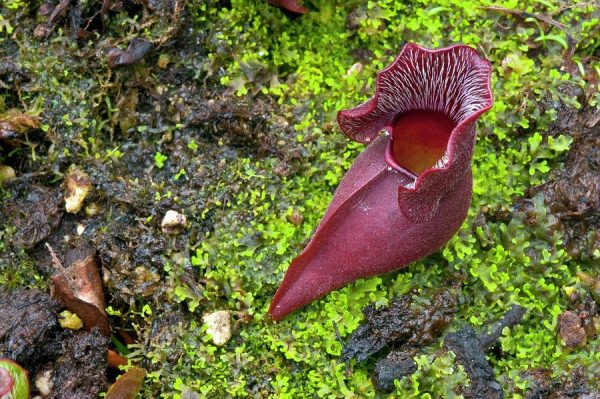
530 96 600 259
0 288 109 397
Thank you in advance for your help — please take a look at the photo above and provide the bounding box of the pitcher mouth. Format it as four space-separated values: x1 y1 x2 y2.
337 44 493 146
383 109 456 188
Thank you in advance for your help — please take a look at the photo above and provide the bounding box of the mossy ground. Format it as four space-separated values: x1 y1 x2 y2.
0 0 598 398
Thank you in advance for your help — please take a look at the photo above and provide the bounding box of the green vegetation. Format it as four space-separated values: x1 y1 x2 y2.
0 0 598 397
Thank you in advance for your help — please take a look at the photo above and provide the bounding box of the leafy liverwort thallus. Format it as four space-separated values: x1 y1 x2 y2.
269 43 493 321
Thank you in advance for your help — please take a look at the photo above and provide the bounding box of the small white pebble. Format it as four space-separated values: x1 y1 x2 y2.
346 62 364 76
161 210 187 235
64 167 92 213
76 224 85 236
35 369 53 396
203 310 232 346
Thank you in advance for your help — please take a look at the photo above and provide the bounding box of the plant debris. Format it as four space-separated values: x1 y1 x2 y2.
0 288 110 397
530 103 600 259
2 183 63 250
0 289 62 375
341 288 460 364
0 110 41 141
64 166 93 214
372 351 418 392
106 366 147 399
48 244 110 336
108 38 154 68
558 311 587 348
444 305 526 399
524 367 599 399
52 328 110 398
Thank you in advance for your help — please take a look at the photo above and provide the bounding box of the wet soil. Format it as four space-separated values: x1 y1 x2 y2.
340 287 460 391
0 288 109 398
530 94 600 260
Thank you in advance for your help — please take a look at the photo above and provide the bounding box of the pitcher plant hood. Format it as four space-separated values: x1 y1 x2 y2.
269 43 493 321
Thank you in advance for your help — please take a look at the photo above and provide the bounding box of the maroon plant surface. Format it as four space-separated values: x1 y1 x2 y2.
269 43 493 320
266 0 308 14
0 366 13 396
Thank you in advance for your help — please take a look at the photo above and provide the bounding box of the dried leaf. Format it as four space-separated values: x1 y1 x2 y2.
0 109 41 140
107 350 128 369
106 367 146 399
108 38 153 68
34 0 70 39
49 246 110 336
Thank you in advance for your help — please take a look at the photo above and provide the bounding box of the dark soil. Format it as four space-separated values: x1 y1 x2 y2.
341 287 460 364
0 2 295 395
444 305 526 399
524 367 600 399
530 97 600 259
0 288 109 397
340 287 460 391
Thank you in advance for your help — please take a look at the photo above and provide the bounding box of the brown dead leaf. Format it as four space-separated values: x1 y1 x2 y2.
0 110 41 140
48 245 110 336
108 38 153 68
106 367 146 399
107 350 128 369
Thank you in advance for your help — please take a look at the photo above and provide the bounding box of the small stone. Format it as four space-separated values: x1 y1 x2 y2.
346 62 364 76
76 224 85 236
203 310 231 346
35 369 53 396
161 210 187 235
558 311 586 348
64 167 92 213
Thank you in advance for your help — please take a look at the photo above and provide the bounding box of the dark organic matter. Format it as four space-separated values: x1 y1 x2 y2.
108 38 154 68
0 289 109 397
558 311 587 348
52 329 109 399
341 288 459 364
444 305 526 399
0 288 62 376
530 104 600 259
270 43 493 320
524 367 599 399
2 184 62 249
372 351 417 392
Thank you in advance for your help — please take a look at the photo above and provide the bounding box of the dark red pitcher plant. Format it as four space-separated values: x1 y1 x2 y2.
270 43 493 320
